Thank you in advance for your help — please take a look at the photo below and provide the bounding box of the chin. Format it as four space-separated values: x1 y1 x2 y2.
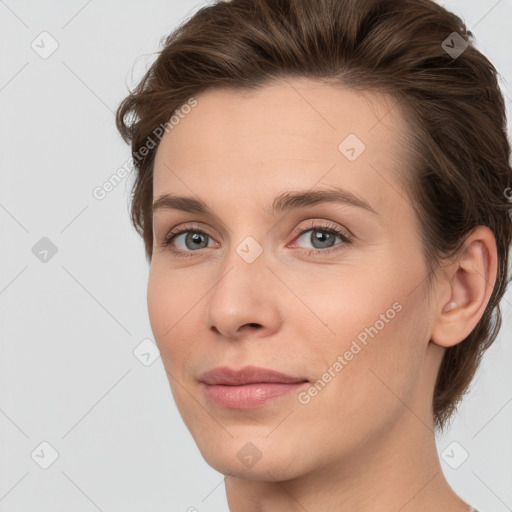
191 432 311 481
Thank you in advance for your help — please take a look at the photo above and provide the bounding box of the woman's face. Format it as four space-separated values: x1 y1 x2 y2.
148 78 443 480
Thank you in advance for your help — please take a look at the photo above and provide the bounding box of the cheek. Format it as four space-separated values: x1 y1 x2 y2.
311 260 428 394
147 268 193 364
311 304 426 435
146 270 168 340
305 273 399 356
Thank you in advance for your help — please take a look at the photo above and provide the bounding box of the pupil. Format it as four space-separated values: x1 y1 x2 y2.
314 230 333 248
192 233 204 246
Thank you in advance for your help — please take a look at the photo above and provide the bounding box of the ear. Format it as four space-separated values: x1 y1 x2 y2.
430 226 498 348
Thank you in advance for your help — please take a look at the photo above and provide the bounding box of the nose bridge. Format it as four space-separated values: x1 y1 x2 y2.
216 230 270 296
220 209 271 267
204 226 280 335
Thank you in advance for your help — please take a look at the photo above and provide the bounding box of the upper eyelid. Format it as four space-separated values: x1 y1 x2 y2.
166 220 347 234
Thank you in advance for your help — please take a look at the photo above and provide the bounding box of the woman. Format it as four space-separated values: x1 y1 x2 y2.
116 0 511 510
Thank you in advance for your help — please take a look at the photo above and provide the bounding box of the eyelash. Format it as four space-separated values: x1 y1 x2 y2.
159 221 353 259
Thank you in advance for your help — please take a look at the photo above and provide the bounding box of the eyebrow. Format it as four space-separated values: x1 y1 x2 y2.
152 187 379 217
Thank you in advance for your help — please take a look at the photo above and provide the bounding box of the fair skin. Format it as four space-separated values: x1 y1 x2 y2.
148 78 497 512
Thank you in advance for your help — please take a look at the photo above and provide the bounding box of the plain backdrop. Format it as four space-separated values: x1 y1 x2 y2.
1 1 511 511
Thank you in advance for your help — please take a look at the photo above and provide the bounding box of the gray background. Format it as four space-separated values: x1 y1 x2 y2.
1 1 511 511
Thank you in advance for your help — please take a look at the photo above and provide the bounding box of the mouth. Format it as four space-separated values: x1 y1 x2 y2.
198 365 310 409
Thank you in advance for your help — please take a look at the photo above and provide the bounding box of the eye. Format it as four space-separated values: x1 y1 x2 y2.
290 221 352 256
159 223 216 258
159 220 353 258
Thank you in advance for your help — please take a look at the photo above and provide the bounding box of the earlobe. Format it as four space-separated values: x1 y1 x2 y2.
430 226 498 348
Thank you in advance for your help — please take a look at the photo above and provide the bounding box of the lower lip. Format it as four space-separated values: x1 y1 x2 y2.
201 381 309 409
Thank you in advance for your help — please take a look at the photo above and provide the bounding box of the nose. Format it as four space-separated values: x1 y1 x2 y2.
204 249 282 341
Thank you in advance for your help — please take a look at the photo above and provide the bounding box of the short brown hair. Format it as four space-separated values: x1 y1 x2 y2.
115 0 512 431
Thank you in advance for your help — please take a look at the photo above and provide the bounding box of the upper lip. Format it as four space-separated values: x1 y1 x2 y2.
198 365 309 385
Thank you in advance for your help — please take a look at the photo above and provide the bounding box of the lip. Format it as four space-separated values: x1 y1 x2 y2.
199 365 308 385
198 365 309 409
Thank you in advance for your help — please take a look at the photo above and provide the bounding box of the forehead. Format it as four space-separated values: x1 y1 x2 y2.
153 78 413 219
